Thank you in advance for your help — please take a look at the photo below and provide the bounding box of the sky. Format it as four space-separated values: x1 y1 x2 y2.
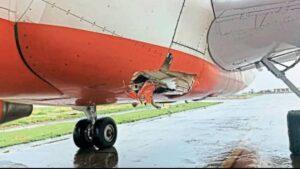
242 63 300 92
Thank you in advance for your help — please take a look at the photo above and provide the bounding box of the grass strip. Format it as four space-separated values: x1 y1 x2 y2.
0 102 220 148
0 104 146 129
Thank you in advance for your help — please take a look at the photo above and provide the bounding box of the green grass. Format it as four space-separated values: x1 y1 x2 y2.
236 93 262 99
0 104 145 129
223 93 262 100
0 101 221 148
111 102 218 124
0 123 75 148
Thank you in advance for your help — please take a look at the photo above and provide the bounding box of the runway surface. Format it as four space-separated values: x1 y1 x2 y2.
0 94 300 168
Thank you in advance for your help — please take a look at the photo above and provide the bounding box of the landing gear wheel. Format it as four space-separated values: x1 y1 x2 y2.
73 119 94 149
93 117 117 149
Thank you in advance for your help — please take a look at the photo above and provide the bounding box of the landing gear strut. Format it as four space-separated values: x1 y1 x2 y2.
261 57 300 98
261 57 300 154
73 106 117 149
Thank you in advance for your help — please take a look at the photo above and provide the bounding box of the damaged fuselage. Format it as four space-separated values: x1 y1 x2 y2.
0 0 254 106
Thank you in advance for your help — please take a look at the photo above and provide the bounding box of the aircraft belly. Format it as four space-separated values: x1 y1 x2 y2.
13 21 248 105
0 0 254 105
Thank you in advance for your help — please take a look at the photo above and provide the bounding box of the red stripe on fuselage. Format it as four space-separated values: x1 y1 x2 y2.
0 19 62 101
0 18 246 106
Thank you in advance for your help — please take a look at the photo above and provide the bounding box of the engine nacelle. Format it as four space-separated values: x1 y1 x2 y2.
0 101 33 124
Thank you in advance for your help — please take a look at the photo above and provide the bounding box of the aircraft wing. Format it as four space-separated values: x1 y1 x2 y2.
208 0 300 71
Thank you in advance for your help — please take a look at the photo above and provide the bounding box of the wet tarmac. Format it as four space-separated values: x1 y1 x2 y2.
0 94 300 168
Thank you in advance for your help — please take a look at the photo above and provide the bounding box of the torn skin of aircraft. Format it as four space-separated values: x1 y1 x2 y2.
0 0 256 150
0 18 249 107
128 54 196 108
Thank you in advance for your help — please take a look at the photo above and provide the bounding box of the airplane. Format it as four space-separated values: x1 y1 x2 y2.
0 0 299 151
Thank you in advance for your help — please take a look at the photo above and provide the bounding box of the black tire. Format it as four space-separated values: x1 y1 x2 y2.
73 119 94 149
288 111 300 155
93 117 117 149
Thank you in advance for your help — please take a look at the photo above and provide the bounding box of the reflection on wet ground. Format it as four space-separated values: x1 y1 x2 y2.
0 161 27 168
0 94 300 167
74 147 118 168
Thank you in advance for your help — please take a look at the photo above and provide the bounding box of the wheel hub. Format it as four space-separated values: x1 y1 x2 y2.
104 124 115 142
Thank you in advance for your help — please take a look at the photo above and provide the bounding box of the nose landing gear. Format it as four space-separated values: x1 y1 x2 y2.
73 106 117 149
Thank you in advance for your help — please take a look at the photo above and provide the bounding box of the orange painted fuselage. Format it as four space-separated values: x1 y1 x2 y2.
0 18 250 106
